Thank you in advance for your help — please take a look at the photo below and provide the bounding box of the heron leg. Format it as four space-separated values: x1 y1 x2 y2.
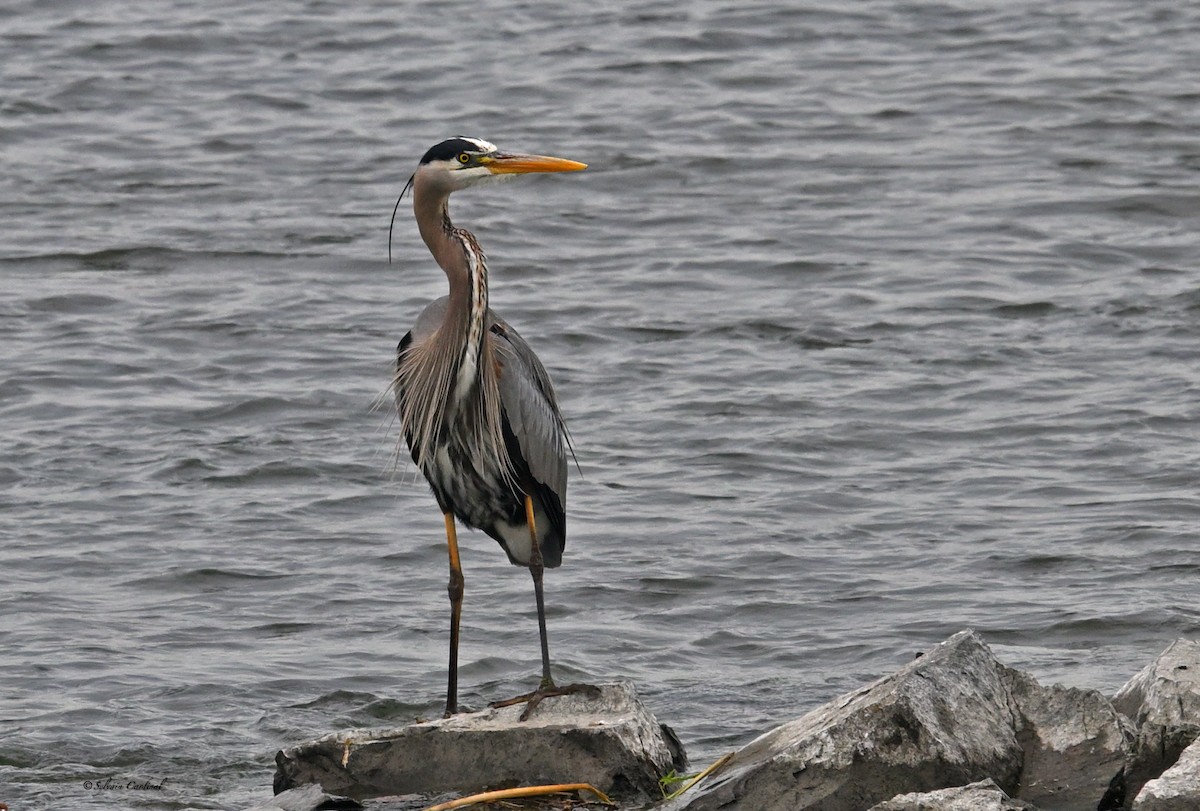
525 494 555 689
488 495 600 721
444 512 464 717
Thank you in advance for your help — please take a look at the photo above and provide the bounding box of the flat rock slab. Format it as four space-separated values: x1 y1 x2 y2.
869 778 1037 811
273 681 685 802
659 630 1024 811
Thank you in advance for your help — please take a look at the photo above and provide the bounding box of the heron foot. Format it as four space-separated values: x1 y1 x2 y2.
491 682 602 722
441 699 479 719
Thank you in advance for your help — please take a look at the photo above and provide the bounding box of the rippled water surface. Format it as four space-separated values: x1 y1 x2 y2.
3 1 1199 808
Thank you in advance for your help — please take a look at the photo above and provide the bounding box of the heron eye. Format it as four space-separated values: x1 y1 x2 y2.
457 153 471 165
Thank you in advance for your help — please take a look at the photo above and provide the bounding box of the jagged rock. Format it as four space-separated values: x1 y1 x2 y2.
658 631 1023 811
246 784 362 811
1113 639 1200 803
1133 736 1200 810
1003 668 1132 810
273 681 685 802
868 778 1038 810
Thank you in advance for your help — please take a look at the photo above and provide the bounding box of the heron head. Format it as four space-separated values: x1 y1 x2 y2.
389 137 586 262
413 136 586 193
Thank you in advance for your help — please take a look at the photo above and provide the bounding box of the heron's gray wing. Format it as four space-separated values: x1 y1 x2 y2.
488 313 569 505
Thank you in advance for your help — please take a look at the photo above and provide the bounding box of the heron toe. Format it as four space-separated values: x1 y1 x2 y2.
491 681 603 722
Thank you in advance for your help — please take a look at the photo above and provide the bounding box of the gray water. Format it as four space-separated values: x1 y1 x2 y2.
3 1 1199 808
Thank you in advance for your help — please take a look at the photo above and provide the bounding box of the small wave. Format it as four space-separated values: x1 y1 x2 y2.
192 396 298 422
202 461 323 486
0 246 323 269
700 320 872 349
227 91 310 112
992 301 1057 318
184 567 291 581
24 292 123 313
289 689 381 710
129 568 292 589
248 621 322 638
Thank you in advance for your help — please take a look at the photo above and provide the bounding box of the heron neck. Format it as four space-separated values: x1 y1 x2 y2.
419 187 483 284
415 189 457 275
415 189 489 371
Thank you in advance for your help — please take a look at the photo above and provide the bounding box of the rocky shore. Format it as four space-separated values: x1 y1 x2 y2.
267 630 1200 810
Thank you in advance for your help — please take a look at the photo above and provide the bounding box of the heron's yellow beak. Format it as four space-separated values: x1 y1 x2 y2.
483 153 587 174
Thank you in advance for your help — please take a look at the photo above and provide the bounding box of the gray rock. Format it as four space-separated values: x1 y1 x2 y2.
1003 668 1132 810
1113 639 1200 803
273 681 685 802
1113 640 1200 730
868 778 1038 810
1133 736 1200 811
658 630 1023 811
246 784 361 811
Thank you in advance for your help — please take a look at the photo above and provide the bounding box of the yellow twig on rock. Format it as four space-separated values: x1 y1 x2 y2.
421 782 613 811
662 752 734 801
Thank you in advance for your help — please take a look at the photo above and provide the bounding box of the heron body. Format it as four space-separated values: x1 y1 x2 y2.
390 136 590 717
398 302 565 569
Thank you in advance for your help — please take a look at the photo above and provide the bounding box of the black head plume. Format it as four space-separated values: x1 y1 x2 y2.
388 173 415 264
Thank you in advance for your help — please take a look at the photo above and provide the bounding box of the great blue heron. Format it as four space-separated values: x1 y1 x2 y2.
390 136 594 719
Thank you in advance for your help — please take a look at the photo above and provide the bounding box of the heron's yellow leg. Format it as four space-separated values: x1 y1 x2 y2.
523 493 538 540
445 511 462 571
444 512 464 717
